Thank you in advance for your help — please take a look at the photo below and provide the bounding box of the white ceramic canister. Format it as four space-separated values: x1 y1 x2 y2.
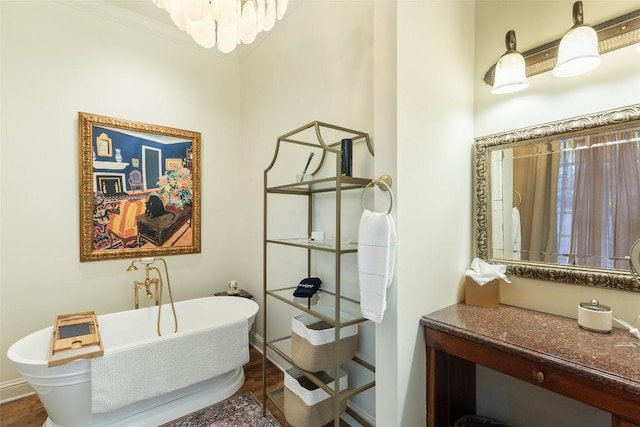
577 299 612 333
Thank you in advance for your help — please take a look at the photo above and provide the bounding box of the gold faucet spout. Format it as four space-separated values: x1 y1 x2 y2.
126 257 178 335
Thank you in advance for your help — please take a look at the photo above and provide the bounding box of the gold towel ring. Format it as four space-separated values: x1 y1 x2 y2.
513 190 522 209
361 175 394 215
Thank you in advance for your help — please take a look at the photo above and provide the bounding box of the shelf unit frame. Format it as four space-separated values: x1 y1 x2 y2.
262 121 376 427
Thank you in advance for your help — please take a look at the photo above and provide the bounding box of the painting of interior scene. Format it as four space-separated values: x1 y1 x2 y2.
91 125 194 251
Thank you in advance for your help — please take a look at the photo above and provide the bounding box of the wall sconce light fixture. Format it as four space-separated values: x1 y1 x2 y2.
553 1 601 77
491 30 529 94
484 3 640 92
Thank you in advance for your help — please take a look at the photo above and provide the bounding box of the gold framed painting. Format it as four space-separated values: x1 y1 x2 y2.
79 112 201 262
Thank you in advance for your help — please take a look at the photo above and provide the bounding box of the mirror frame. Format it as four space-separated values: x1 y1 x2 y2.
474 104 640 292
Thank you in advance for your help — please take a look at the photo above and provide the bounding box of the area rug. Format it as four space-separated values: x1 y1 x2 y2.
160 392 281 427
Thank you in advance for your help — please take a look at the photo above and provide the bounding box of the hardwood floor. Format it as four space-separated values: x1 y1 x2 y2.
0 346 350 427
0 394 46 427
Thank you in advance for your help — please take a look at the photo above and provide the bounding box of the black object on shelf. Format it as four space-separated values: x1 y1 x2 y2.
341 138 352 176
293 277 322 298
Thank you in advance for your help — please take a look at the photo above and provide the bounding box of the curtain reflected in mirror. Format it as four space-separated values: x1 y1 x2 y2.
491 125 640 270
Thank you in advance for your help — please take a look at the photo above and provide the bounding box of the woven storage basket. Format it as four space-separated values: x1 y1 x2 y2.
291 307 358 372
284 367 348 427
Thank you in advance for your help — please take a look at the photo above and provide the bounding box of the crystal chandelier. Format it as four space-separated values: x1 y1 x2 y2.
152 0 288 53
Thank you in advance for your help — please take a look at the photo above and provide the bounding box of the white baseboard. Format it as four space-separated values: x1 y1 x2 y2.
0 378 35 404
346 401 377 427
251 332 292 372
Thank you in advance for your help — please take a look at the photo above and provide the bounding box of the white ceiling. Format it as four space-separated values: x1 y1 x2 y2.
71 0 280 62
105 0 171 23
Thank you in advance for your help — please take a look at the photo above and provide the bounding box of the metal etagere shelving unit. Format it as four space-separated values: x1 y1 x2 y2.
262 121 376 427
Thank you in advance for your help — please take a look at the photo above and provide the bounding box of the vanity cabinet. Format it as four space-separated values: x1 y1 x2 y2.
421 304 640 427
261 122 376 427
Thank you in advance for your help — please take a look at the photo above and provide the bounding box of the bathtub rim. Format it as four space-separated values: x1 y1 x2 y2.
7 296 260 379
7 296 259 367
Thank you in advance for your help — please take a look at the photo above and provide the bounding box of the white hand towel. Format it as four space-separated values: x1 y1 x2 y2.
512 207 521 260
358 209 397 323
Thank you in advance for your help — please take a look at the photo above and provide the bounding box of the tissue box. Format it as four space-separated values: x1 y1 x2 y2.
465 277 499 308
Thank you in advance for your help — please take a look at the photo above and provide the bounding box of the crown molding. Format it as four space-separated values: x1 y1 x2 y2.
53 0 243 63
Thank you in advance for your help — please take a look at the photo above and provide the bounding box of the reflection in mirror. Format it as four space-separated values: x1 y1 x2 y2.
630 239 640 285
492 124 640 268
474 104 640 291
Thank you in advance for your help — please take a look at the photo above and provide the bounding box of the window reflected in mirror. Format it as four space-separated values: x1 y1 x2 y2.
491 125 640 270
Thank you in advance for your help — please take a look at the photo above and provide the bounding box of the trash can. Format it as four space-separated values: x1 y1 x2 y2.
453 415 507 427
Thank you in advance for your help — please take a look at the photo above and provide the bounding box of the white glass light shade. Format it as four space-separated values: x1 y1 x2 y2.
211 0 237 26
184 0 210 23
153 0 287 53
256 0 266 31
264 0 277 31
276 0 288 20
553 25 601 77
164 0 182 18
217 22 239 53
492 52 529 94
169 7 189 33
240 1 258 44
190 13 217 49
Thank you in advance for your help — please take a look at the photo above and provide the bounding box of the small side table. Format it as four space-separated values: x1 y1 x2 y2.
214 290 254 299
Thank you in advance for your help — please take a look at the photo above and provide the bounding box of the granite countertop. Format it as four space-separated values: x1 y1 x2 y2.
421 303 640 396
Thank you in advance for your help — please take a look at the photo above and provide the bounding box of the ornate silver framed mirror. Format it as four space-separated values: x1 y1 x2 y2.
474 104 640 292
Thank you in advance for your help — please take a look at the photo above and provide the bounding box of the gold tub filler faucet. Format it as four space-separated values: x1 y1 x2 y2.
126 257 178 336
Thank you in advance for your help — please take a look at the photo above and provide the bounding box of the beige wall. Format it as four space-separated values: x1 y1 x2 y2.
395 2 476 426
0 0 244 398
239 2 378 420
1 1 639 426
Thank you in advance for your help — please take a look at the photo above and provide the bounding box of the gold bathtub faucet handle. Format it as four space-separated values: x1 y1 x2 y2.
126 257 178 336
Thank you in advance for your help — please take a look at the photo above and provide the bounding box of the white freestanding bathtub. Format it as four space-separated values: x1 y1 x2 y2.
7 296 259 427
